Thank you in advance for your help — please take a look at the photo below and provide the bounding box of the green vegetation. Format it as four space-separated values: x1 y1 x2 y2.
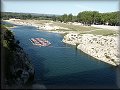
1 26 14 83
1 24 35 88
52 21 99 31
2 11 119 26
1 12 58 20
1 26 28 86
2 24 13 27
81 29 118 36
35 20 51 25
56 11 120 26
1 11 119 36
50 21 118 36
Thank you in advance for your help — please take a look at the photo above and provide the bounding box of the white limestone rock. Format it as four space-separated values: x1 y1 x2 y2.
63 33 120 66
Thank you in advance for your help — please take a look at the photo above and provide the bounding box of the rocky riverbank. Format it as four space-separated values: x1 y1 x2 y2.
3 19 119 66
1 26 35 89
63 33 120 66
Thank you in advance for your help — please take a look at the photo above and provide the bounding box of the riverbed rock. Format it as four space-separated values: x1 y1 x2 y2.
63 33 120 66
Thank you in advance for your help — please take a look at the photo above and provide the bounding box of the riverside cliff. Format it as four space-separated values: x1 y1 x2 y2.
1 26 34 89
63 33 120 66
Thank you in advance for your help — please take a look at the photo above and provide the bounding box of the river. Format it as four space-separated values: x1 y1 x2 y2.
9 24 119 89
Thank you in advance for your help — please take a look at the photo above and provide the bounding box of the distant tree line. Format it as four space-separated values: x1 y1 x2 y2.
1 11 120 26
1 12 54 20
54 11 120 26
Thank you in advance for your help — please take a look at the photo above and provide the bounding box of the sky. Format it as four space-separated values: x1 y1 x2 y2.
2 0 119 15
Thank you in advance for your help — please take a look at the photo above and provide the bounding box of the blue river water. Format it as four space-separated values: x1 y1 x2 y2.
5 23 119 89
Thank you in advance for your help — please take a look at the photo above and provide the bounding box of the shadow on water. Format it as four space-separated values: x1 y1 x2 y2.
42 67 118 89
64 43 78 56
116 65 120 89
28 55 50 85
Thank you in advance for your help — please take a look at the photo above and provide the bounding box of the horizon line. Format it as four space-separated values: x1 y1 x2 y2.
2 10 119 16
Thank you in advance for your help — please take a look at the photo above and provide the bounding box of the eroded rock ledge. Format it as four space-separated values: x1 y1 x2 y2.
9 48 35 87
63 33 120 66
2 26 34 89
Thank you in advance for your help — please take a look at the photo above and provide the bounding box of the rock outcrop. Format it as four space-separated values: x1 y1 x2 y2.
1 26 34 89
63 33 120 66
9 48 35 87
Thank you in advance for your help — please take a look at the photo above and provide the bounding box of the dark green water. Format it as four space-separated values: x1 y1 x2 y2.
10 25 119 89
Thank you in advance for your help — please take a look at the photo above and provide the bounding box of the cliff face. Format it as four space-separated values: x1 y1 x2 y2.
1 26 34 89
63 33 120 66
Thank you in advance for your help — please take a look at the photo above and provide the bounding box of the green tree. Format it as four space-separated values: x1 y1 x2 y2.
92 11 100 24
27 14 32 19
77 11 93 25
52 15 57 21
67 14 73 22
62 14 68 23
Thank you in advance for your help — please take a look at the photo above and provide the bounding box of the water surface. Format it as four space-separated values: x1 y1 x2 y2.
11 25 118 89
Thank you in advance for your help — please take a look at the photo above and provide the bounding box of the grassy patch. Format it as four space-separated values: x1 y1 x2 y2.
86 29 118 36
30 20 119 36
52 22 99 31
35 20 51 25
3 24 13 27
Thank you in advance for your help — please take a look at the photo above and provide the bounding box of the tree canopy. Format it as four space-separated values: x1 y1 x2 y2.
2 11 119 26
57 11 119 26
